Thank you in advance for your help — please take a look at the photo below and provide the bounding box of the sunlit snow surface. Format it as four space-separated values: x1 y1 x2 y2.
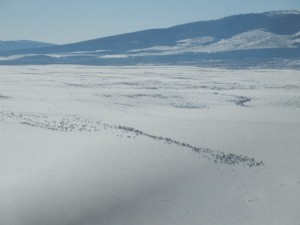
0 65 299 225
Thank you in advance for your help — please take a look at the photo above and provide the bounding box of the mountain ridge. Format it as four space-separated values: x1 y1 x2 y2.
0 40 56 53
0 10 299 68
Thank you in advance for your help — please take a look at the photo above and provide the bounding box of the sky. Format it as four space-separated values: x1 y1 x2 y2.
0 0 299 44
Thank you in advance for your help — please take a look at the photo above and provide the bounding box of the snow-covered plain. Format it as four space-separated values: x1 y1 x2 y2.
0 65 299 225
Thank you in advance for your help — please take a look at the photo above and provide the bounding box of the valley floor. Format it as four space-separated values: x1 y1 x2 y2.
0 65 299 225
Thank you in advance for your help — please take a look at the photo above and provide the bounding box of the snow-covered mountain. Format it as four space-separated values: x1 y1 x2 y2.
0 10 299 67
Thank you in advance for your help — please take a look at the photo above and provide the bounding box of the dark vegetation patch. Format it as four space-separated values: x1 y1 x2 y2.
0 111 264 168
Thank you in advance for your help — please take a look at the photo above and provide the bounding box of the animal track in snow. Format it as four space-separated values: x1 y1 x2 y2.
0 111 264 168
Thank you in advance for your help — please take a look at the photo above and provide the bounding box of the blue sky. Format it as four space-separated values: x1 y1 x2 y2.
0 0 299 44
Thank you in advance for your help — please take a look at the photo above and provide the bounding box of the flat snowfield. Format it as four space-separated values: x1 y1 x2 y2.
0 65 299 225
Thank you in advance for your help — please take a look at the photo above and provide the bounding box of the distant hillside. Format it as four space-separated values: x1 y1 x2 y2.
0 40 56 52
0 10 299 68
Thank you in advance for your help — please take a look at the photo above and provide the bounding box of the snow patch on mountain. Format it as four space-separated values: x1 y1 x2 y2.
0 55 30 61
202 29 299 52
99 54 129 59
125 29 300 57
176 36 215 46
263 10 300 16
